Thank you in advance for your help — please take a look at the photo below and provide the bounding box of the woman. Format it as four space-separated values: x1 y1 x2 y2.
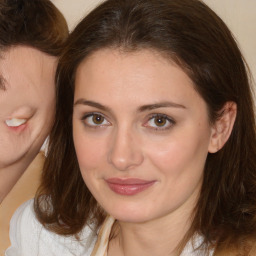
7 0 256 255
0 0 68 203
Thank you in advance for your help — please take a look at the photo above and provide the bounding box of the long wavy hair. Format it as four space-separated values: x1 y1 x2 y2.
35 0 256 254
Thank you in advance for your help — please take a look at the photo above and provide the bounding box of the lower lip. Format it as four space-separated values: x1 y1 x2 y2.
7 123 27 132
106 181 156 196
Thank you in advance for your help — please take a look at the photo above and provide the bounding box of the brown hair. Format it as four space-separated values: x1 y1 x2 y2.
35 0 256 254
0 0 68 56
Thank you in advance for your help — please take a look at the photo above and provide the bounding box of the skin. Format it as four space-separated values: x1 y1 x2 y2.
0 46 56 203
73 49 234 256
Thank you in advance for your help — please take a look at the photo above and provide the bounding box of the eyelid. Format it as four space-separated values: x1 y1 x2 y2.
81 111 106 120
81 112 111 127
144 113 175 130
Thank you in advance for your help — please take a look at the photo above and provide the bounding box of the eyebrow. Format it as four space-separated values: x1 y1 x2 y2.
138 102 186 112
74 99 111 112
74 99 186 112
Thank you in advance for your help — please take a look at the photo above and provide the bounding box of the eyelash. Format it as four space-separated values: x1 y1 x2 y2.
80 112 175 131
81 112 110 128
144 114 175 131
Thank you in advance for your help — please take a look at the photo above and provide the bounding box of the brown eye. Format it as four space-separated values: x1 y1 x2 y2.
154 116 167 127
145 114 175 130
92 114 104 124
82 113 110 127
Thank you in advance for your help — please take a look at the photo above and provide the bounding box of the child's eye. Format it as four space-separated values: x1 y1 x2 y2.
145 114 175 130
82 113 110 127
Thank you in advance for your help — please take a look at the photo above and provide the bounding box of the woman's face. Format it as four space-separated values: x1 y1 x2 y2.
0 46 56 168
73 49 215 223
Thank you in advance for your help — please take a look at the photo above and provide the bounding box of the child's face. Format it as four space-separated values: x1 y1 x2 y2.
0 46 56 168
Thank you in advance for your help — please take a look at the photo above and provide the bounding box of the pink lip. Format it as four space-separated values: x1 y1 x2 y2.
6 123 28 132
106 178 156 196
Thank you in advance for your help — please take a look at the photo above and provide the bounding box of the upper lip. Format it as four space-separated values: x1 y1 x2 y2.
106 178 155 185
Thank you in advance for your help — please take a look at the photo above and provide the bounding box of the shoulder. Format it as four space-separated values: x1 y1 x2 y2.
180 235 214 256
5 199 40 255
6 199 97 256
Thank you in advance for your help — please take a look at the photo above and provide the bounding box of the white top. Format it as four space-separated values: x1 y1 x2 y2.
6 199 213 256
5 199 97 256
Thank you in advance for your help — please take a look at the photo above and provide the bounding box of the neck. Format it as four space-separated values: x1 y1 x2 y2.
108 201 196 256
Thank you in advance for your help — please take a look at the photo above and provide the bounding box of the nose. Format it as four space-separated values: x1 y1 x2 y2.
107 127 144 171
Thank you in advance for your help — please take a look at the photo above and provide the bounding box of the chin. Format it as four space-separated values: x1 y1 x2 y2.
104 202 155 224
0 146 36 169
0 153 25 168
115 213 155 224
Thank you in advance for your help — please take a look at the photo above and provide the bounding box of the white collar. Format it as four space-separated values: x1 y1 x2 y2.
91 216 213 256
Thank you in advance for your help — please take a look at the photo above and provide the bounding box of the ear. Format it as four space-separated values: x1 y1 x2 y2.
208 101 237 153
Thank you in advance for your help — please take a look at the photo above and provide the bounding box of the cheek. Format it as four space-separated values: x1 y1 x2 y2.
73 131 108 195
38 96 55 131
43 92 55 113
73 128 107 172
145 128 210 177
0 127 35 167
36 85 55 116
146 140 191 176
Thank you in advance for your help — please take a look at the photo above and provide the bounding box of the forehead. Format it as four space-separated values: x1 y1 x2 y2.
75 49 203 109
76 48 192 88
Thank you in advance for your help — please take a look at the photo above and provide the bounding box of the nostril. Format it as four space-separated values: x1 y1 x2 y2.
108 144 144 171
107 129 144 171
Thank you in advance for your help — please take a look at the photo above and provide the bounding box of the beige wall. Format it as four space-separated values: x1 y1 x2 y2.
53 0 256 81
203 0 256 82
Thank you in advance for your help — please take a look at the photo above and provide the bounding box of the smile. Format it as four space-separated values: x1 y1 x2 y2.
5 118 27 127
105 178 156 196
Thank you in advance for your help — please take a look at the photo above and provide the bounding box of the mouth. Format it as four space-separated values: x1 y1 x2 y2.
6 118 27 126
4 107 35 131
105 178 156 196
5 118 28 132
